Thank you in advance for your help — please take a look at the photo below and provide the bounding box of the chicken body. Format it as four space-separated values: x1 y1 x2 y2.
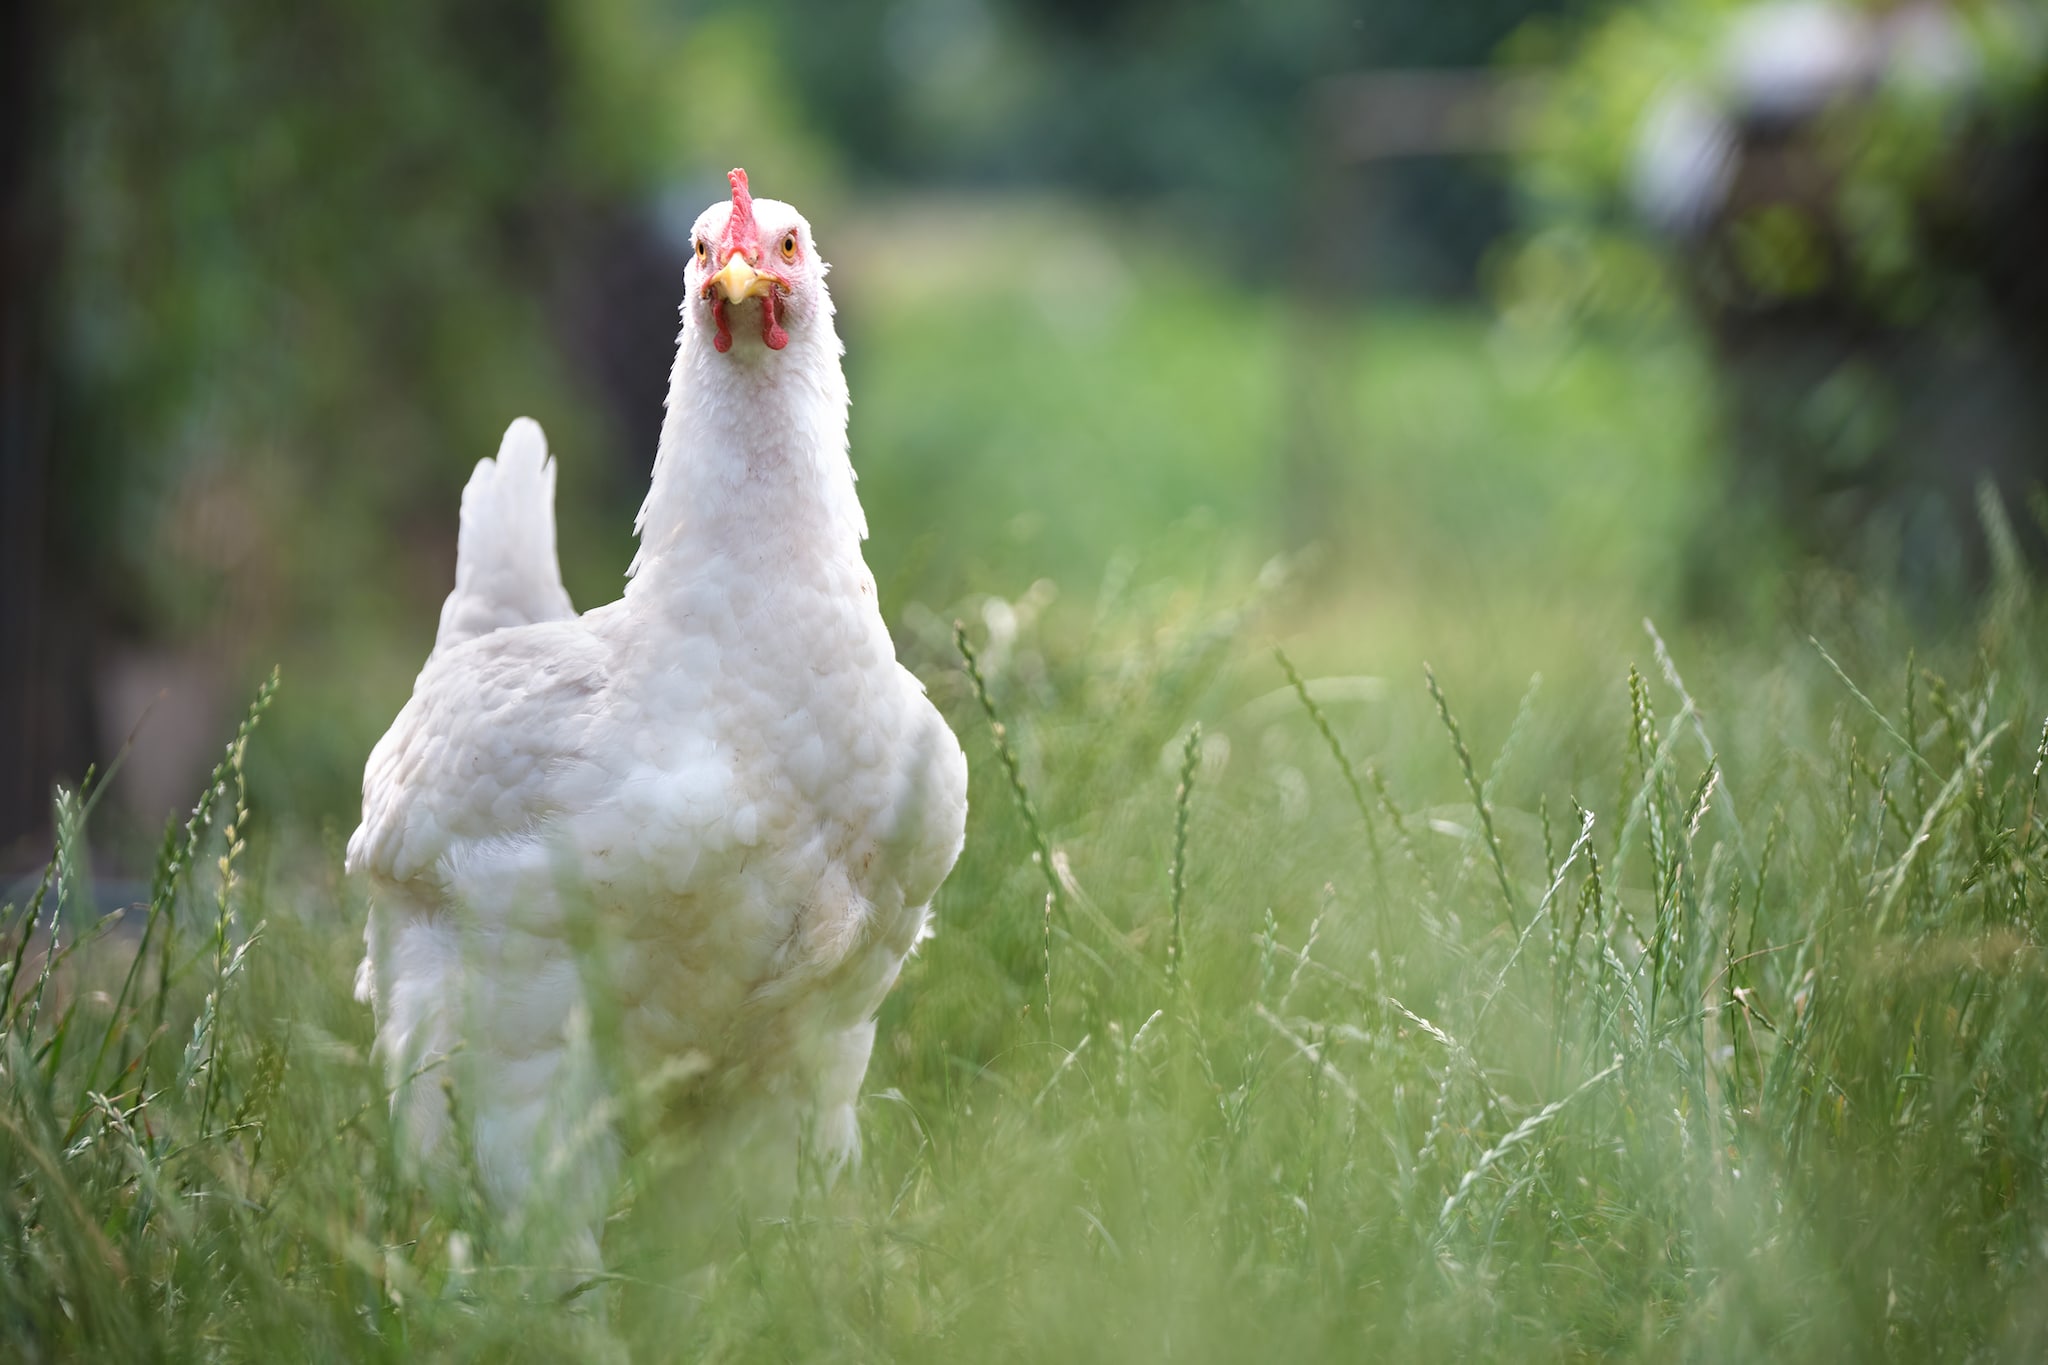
346 176 967 1274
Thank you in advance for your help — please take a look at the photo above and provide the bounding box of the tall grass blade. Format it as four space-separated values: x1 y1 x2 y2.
1424 664 1520 931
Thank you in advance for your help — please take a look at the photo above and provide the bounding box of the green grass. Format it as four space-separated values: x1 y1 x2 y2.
9 563 2048 1360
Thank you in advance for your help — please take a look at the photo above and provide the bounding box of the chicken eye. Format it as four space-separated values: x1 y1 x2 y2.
694 239 708 265
779 232 798 262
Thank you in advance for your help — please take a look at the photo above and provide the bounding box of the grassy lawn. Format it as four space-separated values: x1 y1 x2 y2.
10 269 2046 1360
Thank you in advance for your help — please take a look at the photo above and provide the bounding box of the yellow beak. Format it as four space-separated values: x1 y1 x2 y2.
706 255 777 303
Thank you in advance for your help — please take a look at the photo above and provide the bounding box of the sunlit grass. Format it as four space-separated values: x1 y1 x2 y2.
9 565 2048 1360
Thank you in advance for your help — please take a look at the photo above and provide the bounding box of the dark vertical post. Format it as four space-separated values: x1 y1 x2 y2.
0 0 60 864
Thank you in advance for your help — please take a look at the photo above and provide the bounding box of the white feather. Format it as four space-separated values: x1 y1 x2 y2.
434 416 577 655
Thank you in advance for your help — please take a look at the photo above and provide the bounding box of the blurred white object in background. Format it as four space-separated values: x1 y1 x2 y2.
1631 88 1738 235
1630 0 1988 236
1722 0 1875 121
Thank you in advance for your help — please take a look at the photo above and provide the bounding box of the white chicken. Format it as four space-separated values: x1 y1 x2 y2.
346 169 968 1276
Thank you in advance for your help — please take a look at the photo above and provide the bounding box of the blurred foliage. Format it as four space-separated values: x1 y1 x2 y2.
47 0 823 653
1503 0 2048 328
1499 0 2048 603
774 0 1551 204
54 0 559 660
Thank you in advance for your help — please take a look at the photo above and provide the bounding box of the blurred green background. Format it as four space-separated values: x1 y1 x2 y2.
3 0 2044 871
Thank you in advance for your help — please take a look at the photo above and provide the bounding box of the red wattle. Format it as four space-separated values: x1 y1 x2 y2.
712 298 733 353
762 292 788 351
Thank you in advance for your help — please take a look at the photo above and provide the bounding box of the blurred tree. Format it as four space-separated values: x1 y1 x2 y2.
1 0 89 867
1507 0 2048 607
771 0 1582 279
6 0 647 860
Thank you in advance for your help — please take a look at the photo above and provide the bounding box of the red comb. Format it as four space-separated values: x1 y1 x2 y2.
726 167 758 242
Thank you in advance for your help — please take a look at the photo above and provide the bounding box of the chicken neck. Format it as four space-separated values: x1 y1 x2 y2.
626 318 869 598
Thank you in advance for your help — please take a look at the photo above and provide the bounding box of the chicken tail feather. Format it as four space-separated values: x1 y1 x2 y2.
434 417 577 654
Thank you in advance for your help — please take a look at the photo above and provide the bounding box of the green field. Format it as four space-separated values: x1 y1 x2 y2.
9 275 2047 1361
